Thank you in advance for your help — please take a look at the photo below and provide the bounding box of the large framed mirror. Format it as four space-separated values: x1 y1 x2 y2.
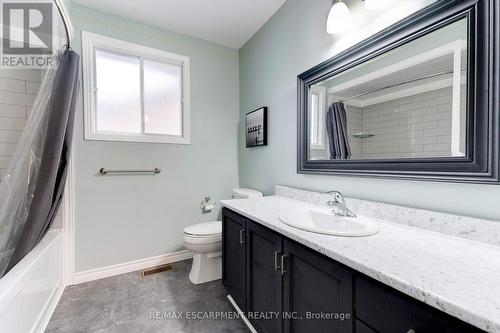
297 0 499 183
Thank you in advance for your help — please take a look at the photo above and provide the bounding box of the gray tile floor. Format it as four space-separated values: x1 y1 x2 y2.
46 260 248 333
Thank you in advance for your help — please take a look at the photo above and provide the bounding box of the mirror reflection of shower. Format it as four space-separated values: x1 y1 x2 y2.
308 18 468 161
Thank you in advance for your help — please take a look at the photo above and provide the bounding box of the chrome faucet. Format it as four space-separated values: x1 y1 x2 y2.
327 191 357 217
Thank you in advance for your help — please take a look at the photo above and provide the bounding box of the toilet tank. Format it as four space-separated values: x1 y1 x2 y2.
232 188 263 199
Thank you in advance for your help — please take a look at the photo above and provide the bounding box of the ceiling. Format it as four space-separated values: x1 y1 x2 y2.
72 0 287 49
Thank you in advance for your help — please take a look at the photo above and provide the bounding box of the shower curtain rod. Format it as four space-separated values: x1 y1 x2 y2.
339 68 466 103
54 0 71 49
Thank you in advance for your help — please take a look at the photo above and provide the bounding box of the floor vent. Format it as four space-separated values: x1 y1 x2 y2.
142 264 173 277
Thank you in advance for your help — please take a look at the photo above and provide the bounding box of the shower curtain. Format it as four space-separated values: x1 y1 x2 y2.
0 49 80 276
326 102 351 159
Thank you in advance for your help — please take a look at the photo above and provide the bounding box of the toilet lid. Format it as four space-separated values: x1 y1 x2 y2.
184 221 222 237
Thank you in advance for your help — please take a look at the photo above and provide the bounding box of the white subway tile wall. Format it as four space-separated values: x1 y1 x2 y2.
0 69 40 180
346 86 466 159
346 105 362 159
0 69 63 228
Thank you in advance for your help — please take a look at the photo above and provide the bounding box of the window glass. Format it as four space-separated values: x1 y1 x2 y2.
95 49 141 134
143 59 182 135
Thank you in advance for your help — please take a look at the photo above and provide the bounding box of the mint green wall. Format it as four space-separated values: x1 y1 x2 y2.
238 0 500 221
71 5 239 272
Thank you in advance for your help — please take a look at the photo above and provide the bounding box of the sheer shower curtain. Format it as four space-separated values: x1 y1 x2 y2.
0 49 80 276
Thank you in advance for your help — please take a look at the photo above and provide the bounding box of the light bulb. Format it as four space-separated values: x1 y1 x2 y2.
327 1 352 34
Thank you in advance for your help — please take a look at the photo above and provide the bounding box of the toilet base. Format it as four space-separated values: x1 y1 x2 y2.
188 252 222 284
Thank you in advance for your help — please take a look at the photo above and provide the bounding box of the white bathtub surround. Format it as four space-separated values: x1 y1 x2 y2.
276 185 500 246
220 195 500 333
0 230 64 333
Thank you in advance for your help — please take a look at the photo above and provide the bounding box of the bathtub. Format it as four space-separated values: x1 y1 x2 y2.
0 229 64 333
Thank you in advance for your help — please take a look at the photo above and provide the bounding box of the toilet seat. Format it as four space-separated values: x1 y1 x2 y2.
184 221 222 245
184 234 222 244
184 221 221 237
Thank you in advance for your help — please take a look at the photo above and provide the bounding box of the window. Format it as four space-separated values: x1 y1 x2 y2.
82 32 190 144
309 86 325 149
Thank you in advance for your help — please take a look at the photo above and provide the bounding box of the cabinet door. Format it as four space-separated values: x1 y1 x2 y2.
355 277 485 333
282 239 353 333
222 208 246 310
246 221 283 333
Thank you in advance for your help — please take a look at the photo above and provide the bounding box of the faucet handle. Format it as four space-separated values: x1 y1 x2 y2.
327 190 344 203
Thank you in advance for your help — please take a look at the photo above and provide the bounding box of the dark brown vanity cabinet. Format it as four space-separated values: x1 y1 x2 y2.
282 239 353 333
246 221 284 333
354 277 482 333
222 208 484 333
222 208 246 310
223 208 353 333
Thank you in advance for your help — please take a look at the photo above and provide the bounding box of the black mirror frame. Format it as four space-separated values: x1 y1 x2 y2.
297 0 499 184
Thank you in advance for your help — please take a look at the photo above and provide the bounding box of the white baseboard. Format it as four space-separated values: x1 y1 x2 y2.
34 284 65 333
73 250 193 285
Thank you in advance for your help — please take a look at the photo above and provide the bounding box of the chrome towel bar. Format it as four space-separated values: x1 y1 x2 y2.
99 168 161 175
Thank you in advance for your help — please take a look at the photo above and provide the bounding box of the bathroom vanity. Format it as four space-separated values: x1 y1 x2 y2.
220 190 498 333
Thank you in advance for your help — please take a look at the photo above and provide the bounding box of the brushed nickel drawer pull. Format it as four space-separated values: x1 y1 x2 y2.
280 254 288 275
239 229 245 245
274 251 281 270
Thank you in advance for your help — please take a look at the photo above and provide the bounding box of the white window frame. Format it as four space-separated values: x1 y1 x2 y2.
309 86 326 150
82 31 191 144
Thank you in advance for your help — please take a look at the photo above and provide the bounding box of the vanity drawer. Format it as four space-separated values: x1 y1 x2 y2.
355 277 482 333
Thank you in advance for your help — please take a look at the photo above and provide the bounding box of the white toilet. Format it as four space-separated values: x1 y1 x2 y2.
184 188 263 284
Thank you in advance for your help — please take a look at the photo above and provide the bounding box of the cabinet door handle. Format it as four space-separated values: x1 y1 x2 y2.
280 254 288 275
239 229 245 245
274 251 281 270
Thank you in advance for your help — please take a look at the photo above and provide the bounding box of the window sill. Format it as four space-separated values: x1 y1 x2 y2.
84 132 191 144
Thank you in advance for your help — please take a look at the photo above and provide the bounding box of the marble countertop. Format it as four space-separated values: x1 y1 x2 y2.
220 195 500 333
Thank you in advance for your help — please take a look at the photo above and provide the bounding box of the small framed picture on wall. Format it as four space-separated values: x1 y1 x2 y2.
246 107 268 147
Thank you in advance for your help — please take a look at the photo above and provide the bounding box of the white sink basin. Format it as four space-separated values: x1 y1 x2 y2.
279 207 379 237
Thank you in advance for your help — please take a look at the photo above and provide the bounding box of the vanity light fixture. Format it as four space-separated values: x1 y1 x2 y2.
326 0 352 34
